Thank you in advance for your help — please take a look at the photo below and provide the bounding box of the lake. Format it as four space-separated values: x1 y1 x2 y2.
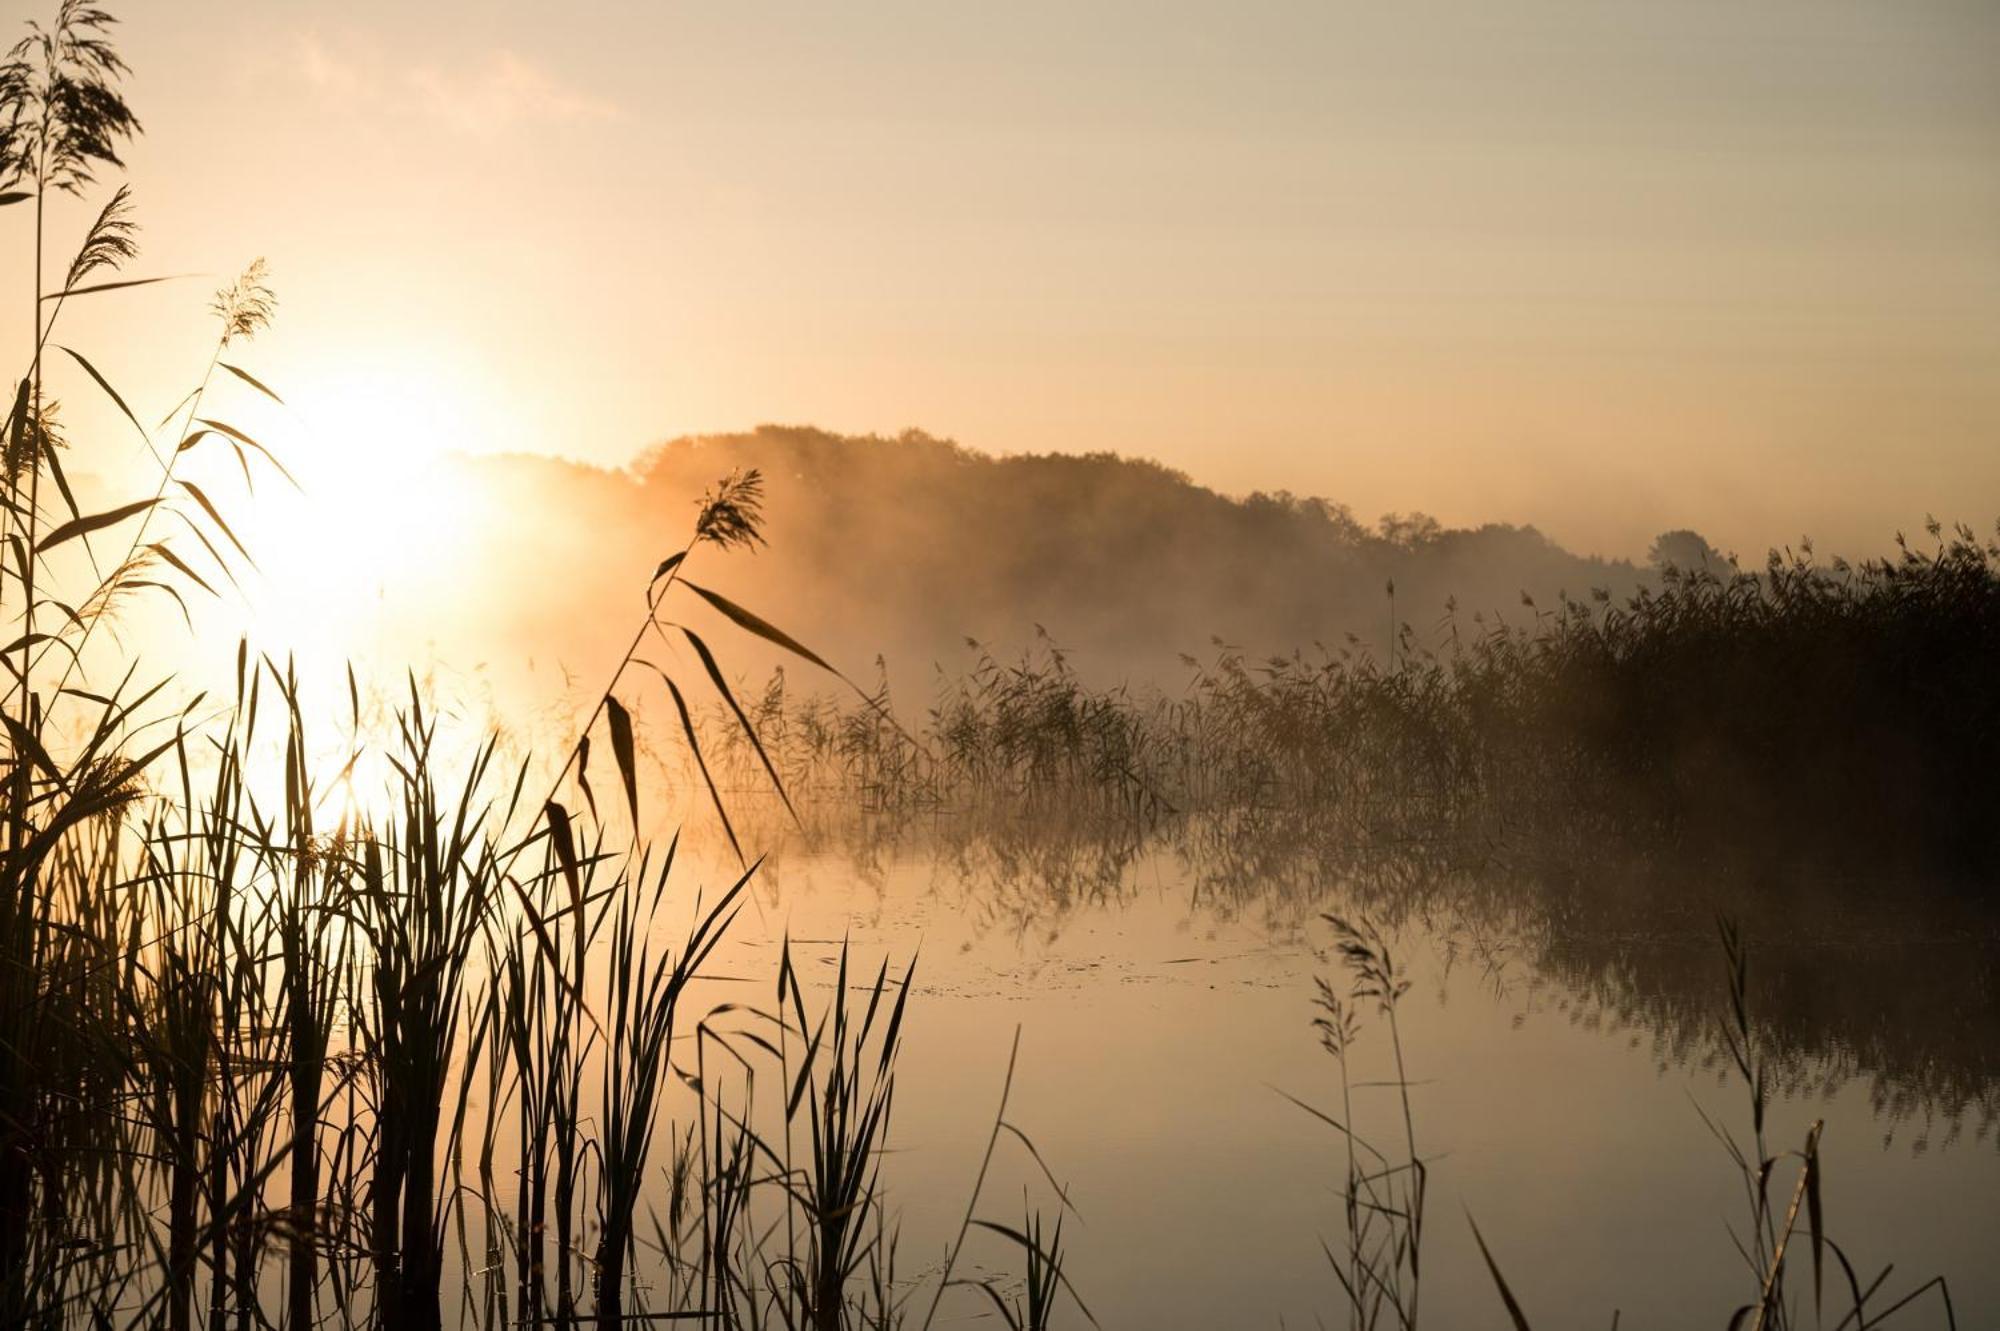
666 810 2000 1328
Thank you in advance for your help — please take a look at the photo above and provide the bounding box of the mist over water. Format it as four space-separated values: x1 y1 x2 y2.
8 0 1998 1321
329 426 1665 700
41 416 2000 1329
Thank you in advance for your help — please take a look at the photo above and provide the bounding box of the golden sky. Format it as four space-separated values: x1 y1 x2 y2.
11 0 2000 558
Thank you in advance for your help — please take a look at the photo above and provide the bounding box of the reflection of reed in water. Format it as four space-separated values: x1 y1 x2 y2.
1310 914 1967 1329
740 801 2000 1140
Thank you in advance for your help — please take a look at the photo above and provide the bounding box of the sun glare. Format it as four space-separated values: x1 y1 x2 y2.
9 4 1999 1328
228 358 502 688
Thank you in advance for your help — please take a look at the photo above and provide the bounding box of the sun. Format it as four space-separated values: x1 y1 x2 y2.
223 352 508 691
282 348 515 479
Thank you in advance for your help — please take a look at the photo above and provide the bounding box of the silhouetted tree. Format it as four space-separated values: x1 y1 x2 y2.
1648 528 1727 572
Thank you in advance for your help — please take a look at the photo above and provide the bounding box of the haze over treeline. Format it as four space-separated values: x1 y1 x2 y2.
405 426 1705 700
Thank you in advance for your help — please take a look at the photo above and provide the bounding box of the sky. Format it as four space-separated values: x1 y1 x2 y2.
9 0 2000 559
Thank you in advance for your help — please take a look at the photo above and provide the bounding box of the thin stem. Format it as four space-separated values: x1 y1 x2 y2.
19 174 45 722
921 1024 1021 1331
1338 1043 1361 1331
507 533 697 865
1385 1005 1422 1331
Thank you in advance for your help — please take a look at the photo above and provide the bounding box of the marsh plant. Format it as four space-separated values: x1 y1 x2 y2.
0 6 1981 1330
1299 915 1960 1330
0 8 1086 1328
1291 915 1427 1331
704 531 2000 883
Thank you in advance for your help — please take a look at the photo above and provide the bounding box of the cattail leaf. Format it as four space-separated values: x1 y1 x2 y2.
576 735 598 820
0 192 29 207
37 274 186 302
544 800 583 916
0 633 69 671
678 857 755 980
605 695 640 829
144 542 217 598
1467 1211 1534 1331
667 673 742 865
681 580 836 674
880 957 915 1074
539 882 621 926
509 886 593 1022
58 346 147 446
397 949 454 1002
2 715 69 790
999 1120 1079 1217
680 627 796 821
5 377 26 462
1805 1121 1824 1315
169 507 245 592
957 1278 1025 1330
156 386 198 430
196 417 299 490
787 1007 826 1120
176 479 257 567
58 688 114 707
968 1218 1043 1251
681 582 923 758
228 440 253 491
964 1218 1097 1326
35 498 158 554
651 550 685 586
120 578 192 628
40 445 83 525
218 361 284 405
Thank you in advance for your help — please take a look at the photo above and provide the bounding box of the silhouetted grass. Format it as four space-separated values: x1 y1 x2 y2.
0 10 1081 1325
1299 914 1960 1330
0 5 1984 1328
709 531 2000 882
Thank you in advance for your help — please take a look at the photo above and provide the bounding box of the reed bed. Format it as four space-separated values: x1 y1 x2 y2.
0 11 1076 1324
699 529 2000 881
0 6 1983 1328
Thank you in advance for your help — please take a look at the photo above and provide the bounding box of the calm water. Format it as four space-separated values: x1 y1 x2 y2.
674 814 2000 1328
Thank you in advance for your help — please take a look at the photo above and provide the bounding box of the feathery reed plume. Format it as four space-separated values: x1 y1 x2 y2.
61 180 134 287
209 258 274 347
694 467 767 552
0 2 140 197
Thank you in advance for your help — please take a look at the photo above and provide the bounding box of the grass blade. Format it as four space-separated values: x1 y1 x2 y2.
36 498 158 554
218 361 284 404
660 672 742 866
681 626 796 821
681 579 836 674
59 345 148 446
606 694 640 830
176 479 257 567
1468 1211 1534 1331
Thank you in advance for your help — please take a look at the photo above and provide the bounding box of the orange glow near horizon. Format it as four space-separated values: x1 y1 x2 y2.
0 0 1986 573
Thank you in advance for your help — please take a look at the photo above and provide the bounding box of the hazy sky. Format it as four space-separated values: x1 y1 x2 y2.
12 0 2000 558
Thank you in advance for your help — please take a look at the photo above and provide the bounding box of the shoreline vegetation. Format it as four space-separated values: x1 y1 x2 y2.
0 5 1982 1328
696 516 2000 882
4 10 1081 1327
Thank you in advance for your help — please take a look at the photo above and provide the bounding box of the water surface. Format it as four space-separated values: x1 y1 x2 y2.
684 814 1999 1327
